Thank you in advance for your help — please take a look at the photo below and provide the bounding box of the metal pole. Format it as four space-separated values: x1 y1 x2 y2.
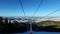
29 19 33 34
30 23 32 34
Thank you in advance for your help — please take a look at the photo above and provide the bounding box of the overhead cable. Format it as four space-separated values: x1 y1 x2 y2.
19 0 26 17
40 9 60 19
32 0 43 17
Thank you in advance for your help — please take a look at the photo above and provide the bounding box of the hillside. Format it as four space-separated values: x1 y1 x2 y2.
36 20 60 28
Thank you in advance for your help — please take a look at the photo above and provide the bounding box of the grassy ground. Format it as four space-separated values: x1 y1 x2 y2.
36 20 60 28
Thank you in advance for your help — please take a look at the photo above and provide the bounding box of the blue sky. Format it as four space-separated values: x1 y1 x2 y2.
0 0 60 17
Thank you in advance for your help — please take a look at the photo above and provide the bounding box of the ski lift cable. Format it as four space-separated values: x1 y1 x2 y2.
32 0 43 17
40 9 60 19
19 0 26 18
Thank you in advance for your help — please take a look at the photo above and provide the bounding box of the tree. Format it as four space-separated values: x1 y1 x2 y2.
5 17 8 24
0 16 3 24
